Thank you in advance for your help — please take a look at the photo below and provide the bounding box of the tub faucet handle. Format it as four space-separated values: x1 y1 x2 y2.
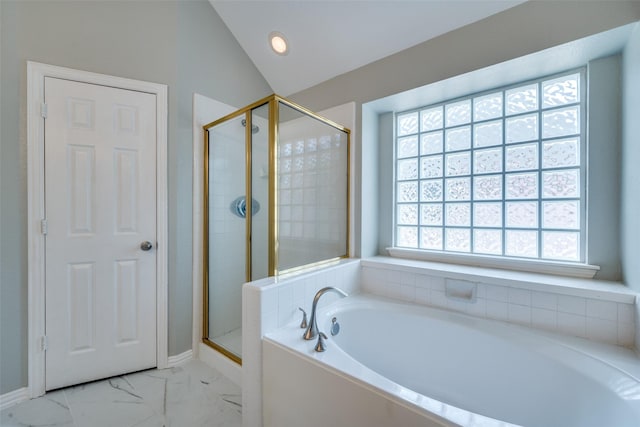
315 332 328 352
298 307 308 329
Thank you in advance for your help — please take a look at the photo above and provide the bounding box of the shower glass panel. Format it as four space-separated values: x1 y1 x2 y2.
203 95 350 364
251 104 270 281
276 103 349 272
205 115 246 362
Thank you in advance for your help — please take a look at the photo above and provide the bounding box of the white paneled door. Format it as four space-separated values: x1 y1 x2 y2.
44 77 157 390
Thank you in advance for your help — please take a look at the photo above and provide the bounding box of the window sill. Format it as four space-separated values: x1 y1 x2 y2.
378 250 636 304
387 247 599 279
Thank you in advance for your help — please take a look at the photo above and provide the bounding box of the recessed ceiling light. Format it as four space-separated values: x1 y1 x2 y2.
269 31 289 56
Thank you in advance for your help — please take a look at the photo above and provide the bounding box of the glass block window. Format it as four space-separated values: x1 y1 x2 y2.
395 71 584 262
278 133 346 242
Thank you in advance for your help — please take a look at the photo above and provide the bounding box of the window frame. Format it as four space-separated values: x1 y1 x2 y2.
392 68 589 266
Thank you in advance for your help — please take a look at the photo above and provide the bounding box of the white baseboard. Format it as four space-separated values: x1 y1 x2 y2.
167 349 193 367
0 387 29 411
198 343 241 387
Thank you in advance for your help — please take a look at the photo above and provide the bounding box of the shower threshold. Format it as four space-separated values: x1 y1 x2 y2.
213 327 242 358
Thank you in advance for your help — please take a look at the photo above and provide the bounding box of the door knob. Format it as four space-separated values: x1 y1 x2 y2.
140 241 153 251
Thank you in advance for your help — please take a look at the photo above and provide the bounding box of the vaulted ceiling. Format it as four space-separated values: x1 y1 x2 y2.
210 0 526 96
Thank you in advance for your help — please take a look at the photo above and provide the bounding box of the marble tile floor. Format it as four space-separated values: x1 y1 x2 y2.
0 360 242 427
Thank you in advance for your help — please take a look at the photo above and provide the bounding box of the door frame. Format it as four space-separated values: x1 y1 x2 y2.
26 61 169 398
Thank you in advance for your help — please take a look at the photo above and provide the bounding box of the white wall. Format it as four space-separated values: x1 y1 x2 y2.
587 55 622 279
621 23 640 350
622 25 640 292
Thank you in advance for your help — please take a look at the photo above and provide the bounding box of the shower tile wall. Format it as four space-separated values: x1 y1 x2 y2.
250 116 270 280
361 259 637 348
269 261 361 330
209 130 245 338
242 259 362 427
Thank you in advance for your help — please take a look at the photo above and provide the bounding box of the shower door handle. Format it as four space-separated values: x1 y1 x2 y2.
140 241 153 251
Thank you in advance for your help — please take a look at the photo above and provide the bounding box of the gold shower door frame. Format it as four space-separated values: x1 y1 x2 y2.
202 94 351 364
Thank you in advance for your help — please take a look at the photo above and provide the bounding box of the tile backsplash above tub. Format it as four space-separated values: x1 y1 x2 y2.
362 257 637 349
260 259 362 332
242 258 362 427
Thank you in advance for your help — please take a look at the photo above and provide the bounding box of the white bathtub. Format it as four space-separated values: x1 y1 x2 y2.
263 294 640 427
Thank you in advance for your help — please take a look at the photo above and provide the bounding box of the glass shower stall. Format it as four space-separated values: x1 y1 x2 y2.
203 95 350 363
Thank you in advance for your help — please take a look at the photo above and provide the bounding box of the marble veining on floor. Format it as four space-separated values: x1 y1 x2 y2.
0 360 242 427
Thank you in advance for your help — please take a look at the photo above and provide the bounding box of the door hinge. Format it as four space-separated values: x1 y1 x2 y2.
41 336 48 351
40 219 48 235
40 102 48 119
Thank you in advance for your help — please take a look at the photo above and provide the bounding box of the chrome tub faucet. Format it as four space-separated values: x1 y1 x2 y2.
303 286 348 341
